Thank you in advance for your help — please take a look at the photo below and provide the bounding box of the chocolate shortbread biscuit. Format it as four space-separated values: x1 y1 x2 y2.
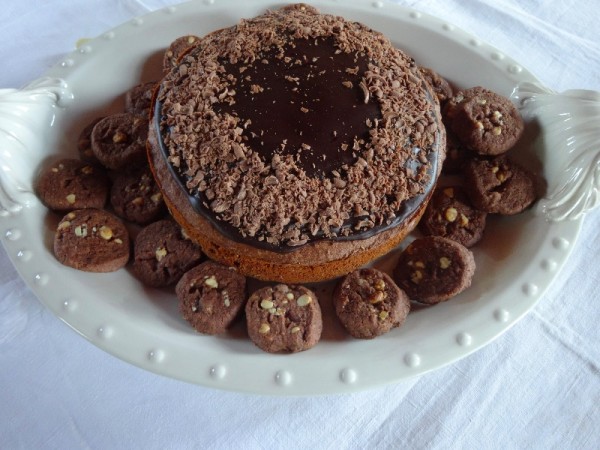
419 67 453 104
333 268 410 339
444 86 506 124
162 35 201 73
36 158 110 212
91 113 149 170
441 131 469 174
53 208 130 272
132 219 203 287
463 155 537 215
125 81 158 117
246 284 322 353
77 117 104 163
419 185 487 247
176 261 247 335
110 167 165 225
444 86 488 122
393 236 475 304
445 87 524 155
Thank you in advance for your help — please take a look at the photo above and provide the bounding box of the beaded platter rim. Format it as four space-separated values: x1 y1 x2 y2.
0 0 585 395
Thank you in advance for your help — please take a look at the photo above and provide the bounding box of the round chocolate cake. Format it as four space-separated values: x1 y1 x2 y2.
148 4 446 283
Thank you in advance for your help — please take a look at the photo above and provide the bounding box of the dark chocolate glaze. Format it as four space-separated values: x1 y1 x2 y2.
155 39 441 253
215 37 380 178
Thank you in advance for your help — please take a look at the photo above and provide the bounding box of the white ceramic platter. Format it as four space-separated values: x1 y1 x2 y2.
1 0 596 395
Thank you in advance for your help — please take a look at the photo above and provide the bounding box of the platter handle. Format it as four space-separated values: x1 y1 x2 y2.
514 82 600 221
0 77 74 216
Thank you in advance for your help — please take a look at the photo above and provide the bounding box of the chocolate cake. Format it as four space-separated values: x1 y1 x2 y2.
147 4 446 283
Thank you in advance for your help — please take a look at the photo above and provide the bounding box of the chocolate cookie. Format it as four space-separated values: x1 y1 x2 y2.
36 158 110 212
419 67 453 104
132 219 203 287
393 236 475 304
176 261 247 335
445 87 524 155
463 155 537 215
245 284 322 353
53 208 130 272
419 185 487 247
77 117 104 163
91 113 149 170
441 131 469 174
110 167 165 225
443 87 488 122
125 81 157 117
333 268 410 339
162 35 201 73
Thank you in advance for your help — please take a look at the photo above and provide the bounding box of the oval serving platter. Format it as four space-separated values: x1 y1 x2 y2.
0 0 590 395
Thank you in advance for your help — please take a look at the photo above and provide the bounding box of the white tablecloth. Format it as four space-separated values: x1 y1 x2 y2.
1 1 599 448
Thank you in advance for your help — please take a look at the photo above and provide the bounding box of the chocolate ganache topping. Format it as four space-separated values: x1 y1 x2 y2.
156 5 444 250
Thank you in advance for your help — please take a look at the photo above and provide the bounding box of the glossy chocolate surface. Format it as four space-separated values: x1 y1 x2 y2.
215 37 380 178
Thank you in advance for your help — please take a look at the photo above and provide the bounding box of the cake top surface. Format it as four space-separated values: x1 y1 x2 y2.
156 4 444 249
